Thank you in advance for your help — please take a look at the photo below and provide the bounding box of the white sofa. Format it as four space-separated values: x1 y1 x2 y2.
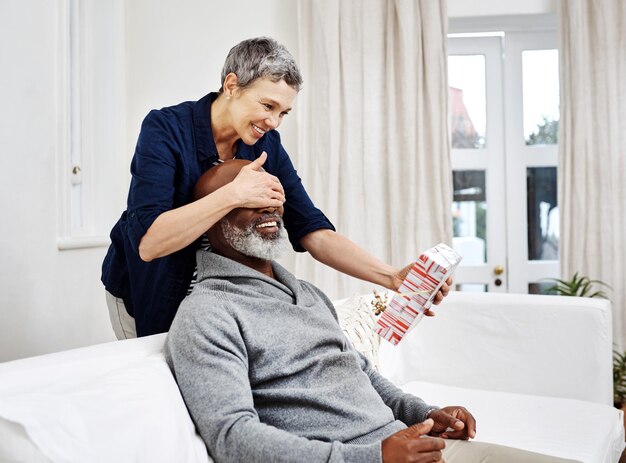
0 292 623 463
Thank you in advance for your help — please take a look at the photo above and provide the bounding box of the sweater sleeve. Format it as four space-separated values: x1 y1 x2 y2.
164 294 381 463
357 350 438 426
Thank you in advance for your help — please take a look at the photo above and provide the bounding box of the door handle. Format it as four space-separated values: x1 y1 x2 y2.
493 265 505 287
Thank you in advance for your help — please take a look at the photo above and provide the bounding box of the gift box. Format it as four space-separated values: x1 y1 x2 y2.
374 243 462 345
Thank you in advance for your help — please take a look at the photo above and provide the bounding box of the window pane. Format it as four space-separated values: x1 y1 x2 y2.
448 55 486 149
452 170 487 263
527 167 558 260
528 282 553 295
523 49 559 145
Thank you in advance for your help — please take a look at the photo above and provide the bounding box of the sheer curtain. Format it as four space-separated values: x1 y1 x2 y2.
559 0 626 347
294 0 452 299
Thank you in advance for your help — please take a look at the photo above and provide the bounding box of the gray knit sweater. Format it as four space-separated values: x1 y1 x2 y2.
165 251 435 463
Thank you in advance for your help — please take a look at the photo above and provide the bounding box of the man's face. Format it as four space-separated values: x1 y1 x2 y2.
219 206 289 261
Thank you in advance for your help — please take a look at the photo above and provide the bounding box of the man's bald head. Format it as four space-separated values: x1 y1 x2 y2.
194 159 252 201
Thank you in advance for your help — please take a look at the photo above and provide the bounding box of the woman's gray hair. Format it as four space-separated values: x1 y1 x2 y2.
220 37 303 93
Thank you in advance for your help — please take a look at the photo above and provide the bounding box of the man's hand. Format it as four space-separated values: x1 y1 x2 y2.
381 419 445 463
392 264 453 316
428 406 476 440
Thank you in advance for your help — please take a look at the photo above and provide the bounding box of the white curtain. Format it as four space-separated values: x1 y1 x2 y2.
294 0 452 300
559 0 626 347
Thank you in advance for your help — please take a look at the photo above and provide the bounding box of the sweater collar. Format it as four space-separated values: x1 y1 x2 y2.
196 250 307 303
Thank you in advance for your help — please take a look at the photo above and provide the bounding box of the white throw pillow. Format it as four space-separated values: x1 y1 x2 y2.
0 355 211 463
334 294 383 370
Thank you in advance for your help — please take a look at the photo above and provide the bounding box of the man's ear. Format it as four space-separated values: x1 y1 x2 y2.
205 227 218 248
206 222 229 254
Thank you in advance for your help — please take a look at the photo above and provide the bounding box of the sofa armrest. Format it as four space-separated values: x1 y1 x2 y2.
377 291 613 406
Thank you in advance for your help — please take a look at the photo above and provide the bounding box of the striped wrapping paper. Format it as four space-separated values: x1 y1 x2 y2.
375 243 462 345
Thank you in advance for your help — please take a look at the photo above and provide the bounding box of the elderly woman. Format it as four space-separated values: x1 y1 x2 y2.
102 37 450 339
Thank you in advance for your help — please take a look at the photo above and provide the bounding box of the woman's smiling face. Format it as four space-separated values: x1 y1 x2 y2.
226 76 298 145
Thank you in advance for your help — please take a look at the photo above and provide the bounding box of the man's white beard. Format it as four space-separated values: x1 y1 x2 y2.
220 216 289 261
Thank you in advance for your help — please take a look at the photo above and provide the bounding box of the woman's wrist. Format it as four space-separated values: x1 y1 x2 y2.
212 182 244 210
378 265 401 291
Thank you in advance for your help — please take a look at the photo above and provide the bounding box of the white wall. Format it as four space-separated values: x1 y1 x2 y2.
0 0 118 362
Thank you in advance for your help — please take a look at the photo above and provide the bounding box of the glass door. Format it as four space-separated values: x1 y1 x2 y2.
448 36 508 292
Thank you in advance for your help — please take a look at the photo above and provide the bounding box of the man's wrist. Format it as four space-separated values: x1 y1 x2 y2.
424 407 439 421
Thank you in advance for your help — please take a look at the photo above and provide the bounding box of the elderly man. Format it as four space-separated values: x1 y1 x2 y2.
165 160 579 463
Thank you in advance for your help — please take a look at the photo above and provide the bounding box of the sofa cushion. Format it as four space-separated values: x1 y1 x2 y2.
0 354 211 463
402 380 624 463
0 418 51 463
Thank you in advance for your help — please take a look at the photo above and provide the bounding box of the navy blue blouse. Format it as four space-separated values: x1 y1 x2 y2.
102 93 334 336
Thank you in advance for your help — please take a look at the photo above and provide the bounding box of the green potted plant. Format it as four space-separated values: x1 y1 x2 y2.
542 272 610 298
613 349 626 443
614 349 626 409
